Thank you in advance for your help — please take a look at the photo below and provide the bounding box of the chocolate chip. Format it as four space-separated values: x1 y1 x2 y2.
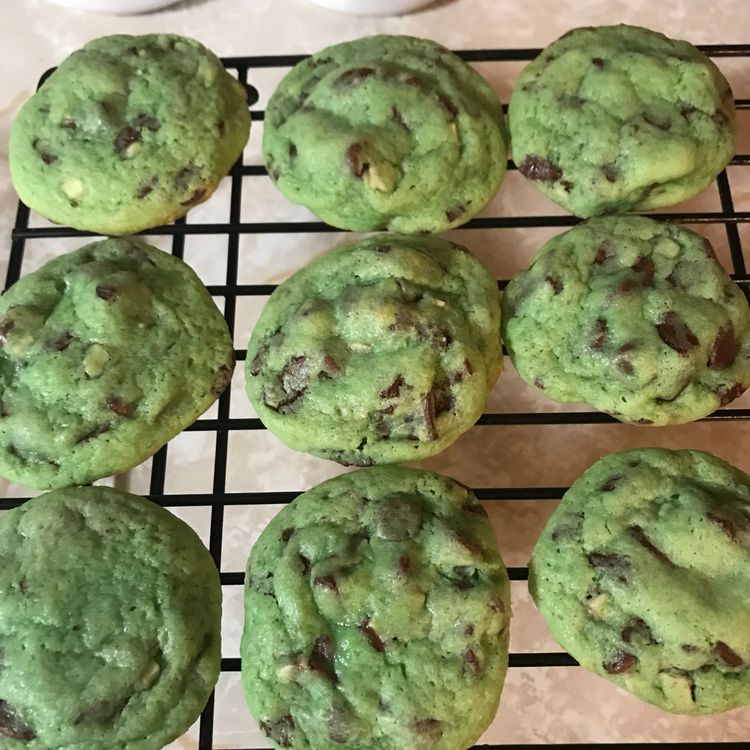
560 179 575 192
551 512 584 542
546 275 563 294
314 576 338 593
708 324 738 369
260 714 295 748
180 187 208 207
455 534 483 558
380 375 404 399
657 312 699 354
281 527 295 542
32 138 58 165
74 696 129 726
413 718 443 739
299 554 310 576
359 620 385 652
622 617 654 644
587 552 631 583
135 176 158 199
534 377 546 390
593 242 612 264
131 113 161 132
398 555 411 575
46 331 72 351
707 510 750 541
324 450 374 467
114 126 141 157
591 318 608 351
309 636 336 681
604 652 638 674
320 354 340 378
617 359 634 375
61 119 77 130
267 356 309 413
632 256 655 287
345 143 369 178
174 164 199 191
211 362 234 397
680 103 698 120
628 525 674 566
464 624 475 636
76 424 110 444
601 162 619 182
0 701 35 741
217 120 226 135
423 391 438 440
518 155 563 183
714 641 743 667
592 57 605 68
716 383 746 406
106 397 135 418
96 285 117 300
373 243 391 253
437 94 459 119
600 475 622 492
335 67 376 87
445 205 465 222
403 75 422 88
250 343 270 377
643 112 672 131
464 649 482 674
391 106 410 131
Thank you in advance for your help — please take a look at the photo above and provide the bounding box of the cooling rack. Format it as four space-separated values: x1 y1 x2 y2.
5 44 750 750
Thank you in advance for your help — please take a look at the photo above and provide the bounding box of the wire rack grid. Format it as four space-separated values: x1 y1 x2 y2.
5 45 750 750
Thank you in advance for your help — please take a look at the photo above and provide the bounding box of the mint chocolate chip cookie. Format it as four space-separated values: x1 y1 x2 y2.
0 237 234 489
502 216 750 425
9 34 250 234
509 24 735 217
263 34 508 233
0 485 221 749
241 466 510 750
245 234 503 465
530 448 750 715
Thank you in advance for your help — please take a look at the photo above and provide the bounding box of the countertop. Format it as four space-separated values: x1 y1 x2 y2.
1 1 749 748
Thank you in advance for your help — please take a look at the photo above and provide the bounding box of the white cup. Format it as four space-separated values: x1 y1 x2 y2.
43 0 179 13
307 0 436 15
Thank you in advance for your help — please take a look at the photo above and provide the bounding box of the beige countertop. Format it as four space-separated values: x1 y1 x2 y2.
1 1 749 748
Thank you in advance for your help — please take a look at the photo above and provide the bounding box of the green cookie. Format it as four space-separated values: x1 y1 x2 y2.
9 34 250 235
241 466 510 750
0 237 234 489
263 35 508 233
0 486 221 749
245 234 502 466
530 448 750 715
502 216 750 425
509 24 735 217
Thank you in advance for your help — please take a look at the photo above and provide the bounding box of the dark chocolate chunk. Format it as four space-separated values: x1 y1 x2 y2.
604 652 637 674
518 155 563 183
454 534 483 558
217 120 226 135
180 187 208 207
621 617 654 644
106 397 135 418
299 554 310 576
437 94 459 119
345 143 369 178
114 126 141 157
375 494 423 540
413 718 443 739
335 67 376 87
313 576 338 592
708 324 738 369
174 164 199 191
131 113 161 132
545 275 563 295
0 701 35 741
592 57 605 68
464 624 475 637
600 475 622 492
309 636 336 681
716 383 746 406
74 696 129 726
32 138 58 165
250 343 270 377
135 176 158 199
602 162 619 182
551 512 584 542
269 356 310 412
616 359 635 375
211 362 234 397
391 106 410 131
560 179 575 192
445 205 465 222
46 331 72 351
76 424 110 443
281 527 295 542
96 285 117 300
398 555 411 575
380 375 404 399
587 552 631 583
707 510 750 541
632 256 655 287
533 377 546 390
714 641 743 667
359 620 385 652
463 649 482 675
423 391 438 440
591 318 608 351
593 241 612 264
288 142 298 159
657 312 699 354
680 103 698 120
260 714 295 748
628 525 674 566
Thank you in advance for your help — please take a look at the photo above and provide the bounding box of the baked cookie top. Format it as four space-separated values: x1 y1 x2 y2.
0 486 221 750
245 234 502 465
509 24 735 217
241 466 510 750
0 237 234 489
263 34 508 233
501 216 750 425
9 34 250 234
530 448 750 715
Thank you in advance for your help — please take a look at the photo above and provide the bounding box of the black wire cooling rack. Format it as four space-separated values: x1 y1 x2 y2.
5 45 750 750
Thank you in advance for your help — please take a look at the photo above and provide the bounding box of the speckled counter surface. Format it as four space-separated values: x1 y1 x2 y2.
1 1 749 748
